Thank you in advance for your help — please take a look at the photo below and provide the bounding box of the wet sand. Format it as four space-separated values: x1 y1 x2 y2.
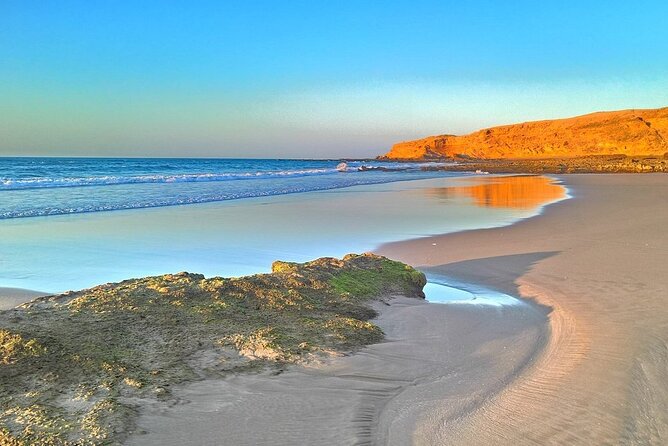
129 297 548 445
378 173 668 444
130 173 667 445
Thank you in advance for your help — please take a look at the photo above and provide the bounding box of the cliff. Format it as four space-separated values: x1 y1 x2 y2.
381 107 668 160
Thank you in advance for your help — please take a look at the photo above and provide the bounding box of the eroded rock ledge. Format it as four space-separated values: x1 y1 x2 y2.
0 253 425 445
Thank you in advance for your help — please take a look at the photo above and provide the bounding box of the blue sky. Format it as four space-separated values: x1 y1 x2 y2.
2 0 667 157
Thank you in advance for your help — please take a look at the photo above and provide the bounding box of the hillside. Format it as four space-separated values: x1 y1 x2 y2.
381 107 668 160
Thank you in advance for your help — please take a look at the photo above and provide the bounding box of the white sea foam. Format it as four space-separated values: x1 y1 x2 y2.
0 159 456 219
0 168 337 190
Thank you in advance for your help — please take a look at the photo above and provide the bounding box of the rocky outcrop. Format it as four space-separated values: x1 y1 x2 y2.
0 254 425 445
381 107 668 160
421 154 668 174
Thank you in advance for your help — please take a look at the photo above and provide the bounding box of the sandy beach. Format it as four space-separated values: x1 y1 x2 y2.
0 287 47 310
379 173 668 444
128 173 667 445
129 297 548 445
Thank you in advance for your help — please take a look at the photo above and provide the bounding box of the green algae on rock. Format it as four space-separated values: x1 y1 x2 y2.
0 253 425 445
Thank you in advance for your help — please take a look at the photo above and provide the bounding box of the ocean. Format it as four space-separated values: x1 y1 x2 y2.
0 158 566 295
0 158 449 219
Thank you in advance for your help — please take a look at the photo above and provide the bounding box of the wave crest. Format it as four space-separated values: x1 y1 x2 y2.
0 168 338 191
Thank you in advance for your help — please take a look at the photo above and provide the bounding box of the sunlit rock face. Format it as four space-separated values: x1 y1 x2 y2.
438 175 567 209
382 107 668 160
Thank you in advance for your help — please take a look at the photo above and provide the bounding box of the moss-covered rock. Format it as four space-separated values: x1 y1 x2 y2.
0 253 425 445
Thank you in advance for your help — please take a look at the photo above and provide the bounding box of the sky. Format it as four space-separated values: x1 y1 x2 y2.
1 0 668 158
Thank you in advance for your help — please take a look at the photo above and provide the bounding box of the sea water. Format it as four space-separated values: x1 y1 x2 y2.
0 158 454 219
0 158 567 294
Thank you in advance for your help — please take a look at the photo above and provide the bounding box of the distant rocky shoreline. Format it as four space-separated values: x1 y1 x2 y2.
412 154 668 174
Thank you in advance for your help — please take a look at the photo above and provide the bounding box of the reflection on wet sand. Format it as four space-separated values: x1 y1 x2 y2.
431 175 567 209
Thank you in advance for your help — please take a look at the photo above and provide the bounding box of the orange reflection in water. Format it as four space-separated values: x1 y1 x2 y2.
435 175 567 209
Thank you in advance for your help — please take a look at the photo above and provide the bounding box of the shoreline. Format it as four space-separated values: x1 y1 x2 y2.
377 173 668 443
0 287 48 310
6 173 665 443
0 173 571 444
127 175 568 445
0 174 561 293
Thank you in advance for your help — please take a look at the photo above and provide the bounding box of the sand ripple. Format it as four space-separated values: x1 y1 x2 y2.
380 174 668 444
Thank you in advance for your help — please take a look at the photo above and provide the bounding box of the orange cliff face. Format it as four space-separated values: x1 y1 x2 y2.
382 107 668 160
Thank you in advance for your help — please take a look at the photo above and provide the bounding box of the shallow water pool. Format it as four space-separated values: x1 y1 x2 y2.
423 277 524 307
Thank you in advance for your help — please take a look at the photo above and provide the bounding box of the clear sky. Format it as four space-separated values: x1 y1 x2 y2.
2 0 668 158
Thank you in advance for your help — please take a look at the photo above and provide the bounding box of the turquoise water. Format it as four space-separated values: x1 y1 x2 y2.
0 173 566 295
0 158 568 297
0 158 451 219
423 277 524 307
